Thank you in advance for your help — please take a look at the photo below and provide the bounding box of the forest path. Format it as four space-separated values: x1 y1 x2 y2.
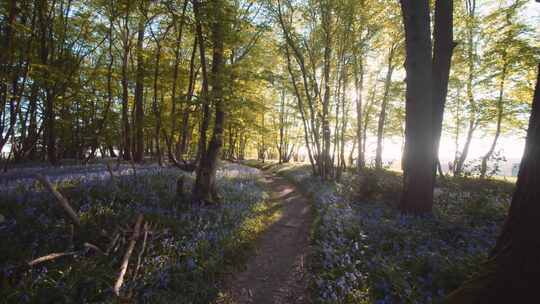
218 169 312 304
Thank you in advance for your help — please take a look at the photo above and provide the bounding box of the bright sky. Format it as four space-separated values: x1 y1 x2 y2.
374 135 525 162
364 134 525 176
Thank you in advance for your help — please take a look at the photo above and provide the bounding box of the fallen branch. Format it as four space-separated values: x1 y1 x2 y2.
106 231 120 255
84 242 106 255
34 174 81 228
113 214 143 297
133 222 149 279
28 251 78 267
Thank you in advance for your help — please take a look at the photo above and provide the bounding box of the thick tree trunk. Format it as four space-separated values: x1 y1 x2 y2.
193 0 227 203
399 0 434 213
432 0 455 177
193 0 211 164
446 64 540 304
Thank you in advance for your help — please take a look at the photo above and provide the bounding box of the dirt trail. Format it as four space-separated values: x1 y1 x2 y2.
220 170 312 304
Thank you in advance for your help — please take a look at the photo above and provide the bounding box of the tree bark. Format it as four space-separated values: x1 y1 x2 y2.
178 37 198 159
455 0 478 176
192 0 227 203
193 0 211 164
170 0 188 152
354 55 365 171
133 7 146 163
121 4 132 161
37 0 57 164
375 45 396 170
152 36 164 166
362 82 377 166
432 0 455 177
399 0 434 213
321 1 333 180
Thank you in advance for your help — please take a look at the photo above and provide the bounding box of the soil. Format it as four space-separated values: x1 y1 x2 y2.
218 170 312 304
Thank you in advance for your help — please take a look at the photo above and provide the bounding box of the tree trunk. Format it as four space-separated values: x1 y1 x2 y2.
321 2 332 180
283 45 317 175
193 0 211 164
354 55 365 171
455 0 478 176
399 0 434 214
432 0 455 177
279 88 286 164
37 0 57 164
362 77 378 167
133 11 146 163
170 0 188 151
193 0 227 203
87 12 115 162
375 45 396 170
338 67 349 180
153 41 163 166
480 62 507 178
445 64 540 304
121 5 132 161
178 37 198 159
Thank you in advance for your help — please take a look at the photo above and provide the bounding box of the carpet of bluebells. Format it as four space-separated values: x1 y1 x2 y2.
0 162 277 303
273 164 511 304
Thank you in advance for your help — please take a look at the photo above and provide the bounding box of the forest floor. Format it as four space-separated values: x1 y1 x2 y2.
218 169 312 304
0 161 284 303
